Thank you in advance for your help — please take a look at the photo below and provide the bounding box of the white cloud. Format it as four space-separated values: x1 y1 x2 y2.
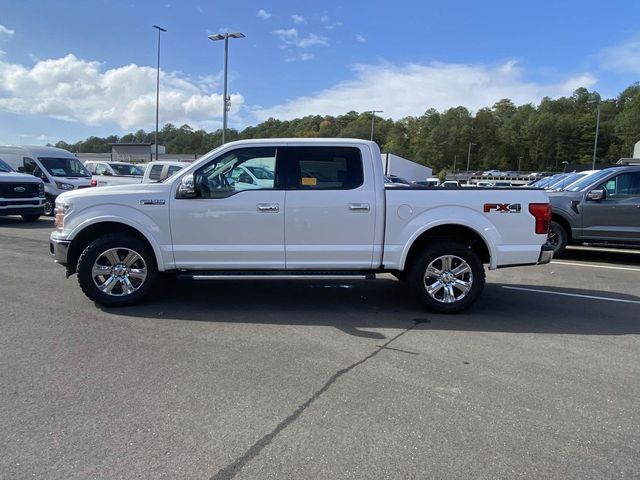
324 22 343 30
598 35 640 74
256 9 272 20
355 34 366 43
273 29 329 48
252 60 597 122
291 14 306 25
300 53 314 61
0 24 15 37
0 54 244 129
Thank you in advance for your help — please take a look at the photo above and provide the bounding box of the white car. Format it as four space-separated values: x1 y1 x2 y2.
84 161 145 187
143 161 191 183
0 145 92 215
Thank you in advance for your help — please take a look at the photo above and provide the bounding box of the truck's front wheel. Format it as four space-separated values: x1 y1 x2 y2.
77 233 158 307
409 243 485 314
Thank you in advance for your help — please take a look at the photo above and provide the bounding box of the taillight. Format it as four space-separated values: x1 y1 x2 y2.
529 203 551 234
90 179 97 187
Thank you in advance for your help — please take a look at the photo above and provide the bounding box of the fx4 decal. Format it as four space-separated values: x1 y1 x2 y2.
483 203 521 213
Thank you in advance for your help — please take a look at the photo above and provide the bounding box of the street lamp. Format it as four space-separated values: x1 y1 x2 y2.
370 110 383 141
466 142 476 173
152 25 167 161
208 32 245 144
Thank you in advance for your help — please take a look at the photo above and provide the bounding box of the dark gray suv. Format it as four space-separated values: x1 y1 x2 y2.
547 165 640 256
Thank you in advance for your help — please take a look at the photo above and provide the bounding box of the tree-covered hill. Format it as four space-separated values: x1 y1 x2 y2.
55 84 640 173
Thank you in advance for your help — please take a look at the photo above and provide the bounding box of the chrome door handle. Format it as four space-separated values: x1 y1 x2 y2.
257 203 279 213
349 203 370 212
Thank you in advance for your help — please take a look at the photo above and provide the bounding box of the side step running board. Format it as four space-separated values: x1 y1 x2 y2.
176 270 377 281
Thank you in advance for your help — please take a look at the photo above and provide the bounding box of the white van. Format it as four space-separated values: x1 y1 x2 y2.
0 146 92 215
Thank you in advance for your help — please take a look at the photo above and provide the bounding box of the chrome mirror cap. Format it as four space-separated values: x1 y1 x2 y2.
177 174 196 198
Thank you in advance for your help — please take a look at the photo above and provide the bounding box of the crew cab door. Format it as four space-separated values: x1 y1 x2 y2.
581 171 640 242
170 147 285 269
282 146 377 269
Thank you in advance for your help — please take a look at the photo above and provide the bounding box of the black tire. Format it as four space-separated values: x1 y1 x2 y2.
43 195 55 216
547 220 567 257
77 233 158 307
408 242 485 314
21 214 40 222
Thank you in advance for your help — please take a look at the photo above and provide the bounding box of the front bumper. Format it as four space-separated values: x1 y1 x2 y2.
50 234 70 266
0 205 45 216
537 244 554 265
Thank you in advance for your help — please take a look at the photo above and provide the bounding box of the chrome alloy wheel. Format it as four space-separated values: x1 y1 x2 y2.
423 254 473 304
91 247 147 297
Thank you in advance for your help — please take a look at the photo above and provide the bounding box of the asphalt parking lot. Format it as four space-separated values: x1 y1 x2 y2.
1 217 639 480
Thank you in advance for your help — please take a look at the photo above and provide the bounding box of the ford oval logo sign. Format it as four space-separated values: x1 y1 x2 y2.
13 186 26 193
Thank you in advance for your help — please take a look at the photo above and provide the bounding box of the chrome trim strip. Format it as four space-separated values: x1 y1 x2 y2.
191 274 373 280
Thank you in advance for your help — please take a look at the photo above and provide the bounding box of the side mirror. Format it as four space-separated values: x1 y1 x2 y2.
176 174 196 198
17 166 25 173
103 170 112 176
587 189 605 201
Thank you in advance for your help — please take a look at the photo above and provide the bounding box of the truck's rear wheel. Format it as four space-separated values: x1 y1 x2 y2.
409 243 485 314
547 220 567 257
77 233 157 307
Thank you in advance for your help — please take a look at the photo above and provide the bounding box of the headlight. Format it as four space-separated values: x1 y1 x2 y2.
38 182 45 197
54 202 72 230
55 181 74 190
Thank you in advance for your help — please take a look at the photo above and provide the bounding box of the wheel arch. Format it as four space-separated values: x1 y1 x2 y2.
402 224 491 272
551 212 572 242
66 221 160 276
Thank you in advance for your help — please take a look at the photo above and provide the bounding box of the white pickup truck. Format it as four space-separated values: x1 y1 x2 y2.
84 161 145 187
50 139 553 313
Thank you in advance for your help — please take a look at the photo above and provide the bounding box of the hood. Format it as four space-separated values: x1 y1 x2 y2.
57 181 170 202
0 171 42 183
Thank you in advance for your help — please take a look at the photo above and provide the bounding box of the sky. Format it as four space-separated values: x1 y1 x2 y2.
0 0 639 145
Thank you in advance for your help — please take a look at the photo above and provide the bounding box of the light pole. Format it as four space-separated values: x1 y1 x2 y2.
592 103 601 169
208 32 245 144
370 110 383 141
152 25 166 161
466 142 476 174
453 154 458 173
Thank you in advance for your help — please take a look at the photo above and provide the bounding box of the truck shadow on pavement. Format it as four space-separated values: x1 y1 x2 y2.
106 277 640 338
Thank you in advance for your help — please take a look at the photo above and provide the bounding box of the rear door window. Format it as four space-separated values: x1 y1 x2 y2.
286 147 363 190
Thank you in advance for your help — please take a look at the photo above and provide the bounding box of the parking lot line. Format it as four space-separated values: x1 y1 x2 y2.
502 286 640 304
551 261 640 272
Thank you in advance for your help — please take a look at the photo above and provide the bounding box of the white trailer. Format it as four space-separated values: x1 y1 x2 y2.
381 153 432 182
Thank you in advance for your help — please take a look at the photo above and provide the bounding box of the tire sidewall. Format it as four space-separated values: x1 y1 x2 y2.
77 234 158 307
43 195 55 216
409 243 485 314
549 220 567 257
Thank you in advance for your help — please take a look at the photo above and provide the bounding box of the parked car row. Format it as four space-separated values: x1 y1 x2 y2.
545 165 640 256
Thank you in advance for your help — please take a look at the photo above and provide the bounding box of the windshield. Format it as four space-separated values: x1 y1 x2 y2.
110 163 144 176
534 174 564 188
547 172 581 190
565 169 613 192
0 159 13 172
39 157 91 177
246 166 274 180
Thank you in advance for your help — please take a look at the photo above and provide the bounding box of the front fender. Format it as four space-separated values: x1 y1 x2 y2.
65 205 172 271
